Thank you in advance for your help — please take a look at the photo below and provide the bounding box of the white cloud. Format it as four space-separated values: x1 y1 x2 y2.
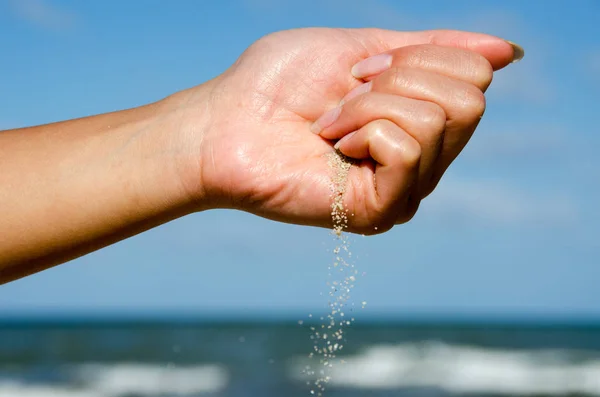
9 0 79 31
421 177 578 227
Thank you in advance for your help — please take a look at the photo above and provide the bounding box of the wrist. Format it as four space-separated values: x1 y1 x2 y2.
153 78 221 213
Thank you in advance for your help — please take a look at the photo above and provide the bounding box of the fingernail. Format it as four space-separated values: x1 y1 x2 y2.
310 106 342 134
506 41 525 63
334 131 357 150
340 81 372 105
351 54 393 79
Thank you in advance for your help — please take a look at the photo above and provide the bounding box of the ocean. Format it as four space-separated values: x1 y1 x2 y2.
1 318 600 397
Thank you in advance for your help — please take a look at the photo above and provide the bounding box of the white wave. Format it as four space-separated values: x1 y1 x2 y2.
77 363 228 395
0 381 102 397
0 363 228 397
290 341 600 395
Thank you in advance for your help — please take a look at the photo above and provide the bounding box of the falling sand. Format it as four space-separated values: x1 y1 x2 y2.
303 149 360 396
327 150 353 237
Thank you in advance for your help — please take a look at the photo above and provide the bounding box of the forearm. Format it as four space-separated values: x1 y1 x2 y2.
0 93 198 284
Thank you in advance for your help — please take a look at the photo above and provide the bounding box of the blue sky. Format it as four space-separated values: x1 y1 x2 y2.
0 0 598 320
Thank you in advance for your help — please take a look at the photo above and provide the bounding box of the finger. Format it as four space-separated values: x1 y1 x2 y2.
356 28 522 71
318 91 445 189
334 119 421 229
368 67 485 195
355 44 494 92
322 69 483 142
316 67 484 197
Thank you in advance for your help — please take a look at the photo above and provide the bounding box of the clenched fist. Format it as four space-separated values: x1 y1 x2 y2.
173 28 522 234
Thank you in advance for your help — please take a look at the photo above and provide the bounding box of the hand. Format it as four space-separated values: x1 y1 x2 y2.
172 28 519 234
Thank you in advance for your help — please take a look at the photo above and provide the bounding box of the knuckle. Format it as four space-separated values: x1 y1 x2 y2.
459 86 486 120
454 50 494 90
474 54 494 89
421 102 446 132
471 89 487 118
367 119 393 139
397 136 421 169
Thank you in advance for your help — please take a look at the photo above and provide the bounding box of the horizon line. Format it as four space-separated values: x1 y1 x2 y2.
1 309 599 328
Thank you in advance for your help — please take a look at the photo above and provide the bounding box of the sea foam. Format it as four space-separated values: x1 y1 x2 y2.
0 363 228 397
290 341 600 395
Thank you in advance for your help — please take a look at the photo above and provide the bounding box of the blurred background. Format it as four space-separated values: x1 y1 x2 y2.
1 0 599 396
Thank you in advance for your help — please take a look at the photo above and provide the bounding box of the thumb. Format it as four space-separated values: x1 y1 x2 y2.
360 28 524 71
